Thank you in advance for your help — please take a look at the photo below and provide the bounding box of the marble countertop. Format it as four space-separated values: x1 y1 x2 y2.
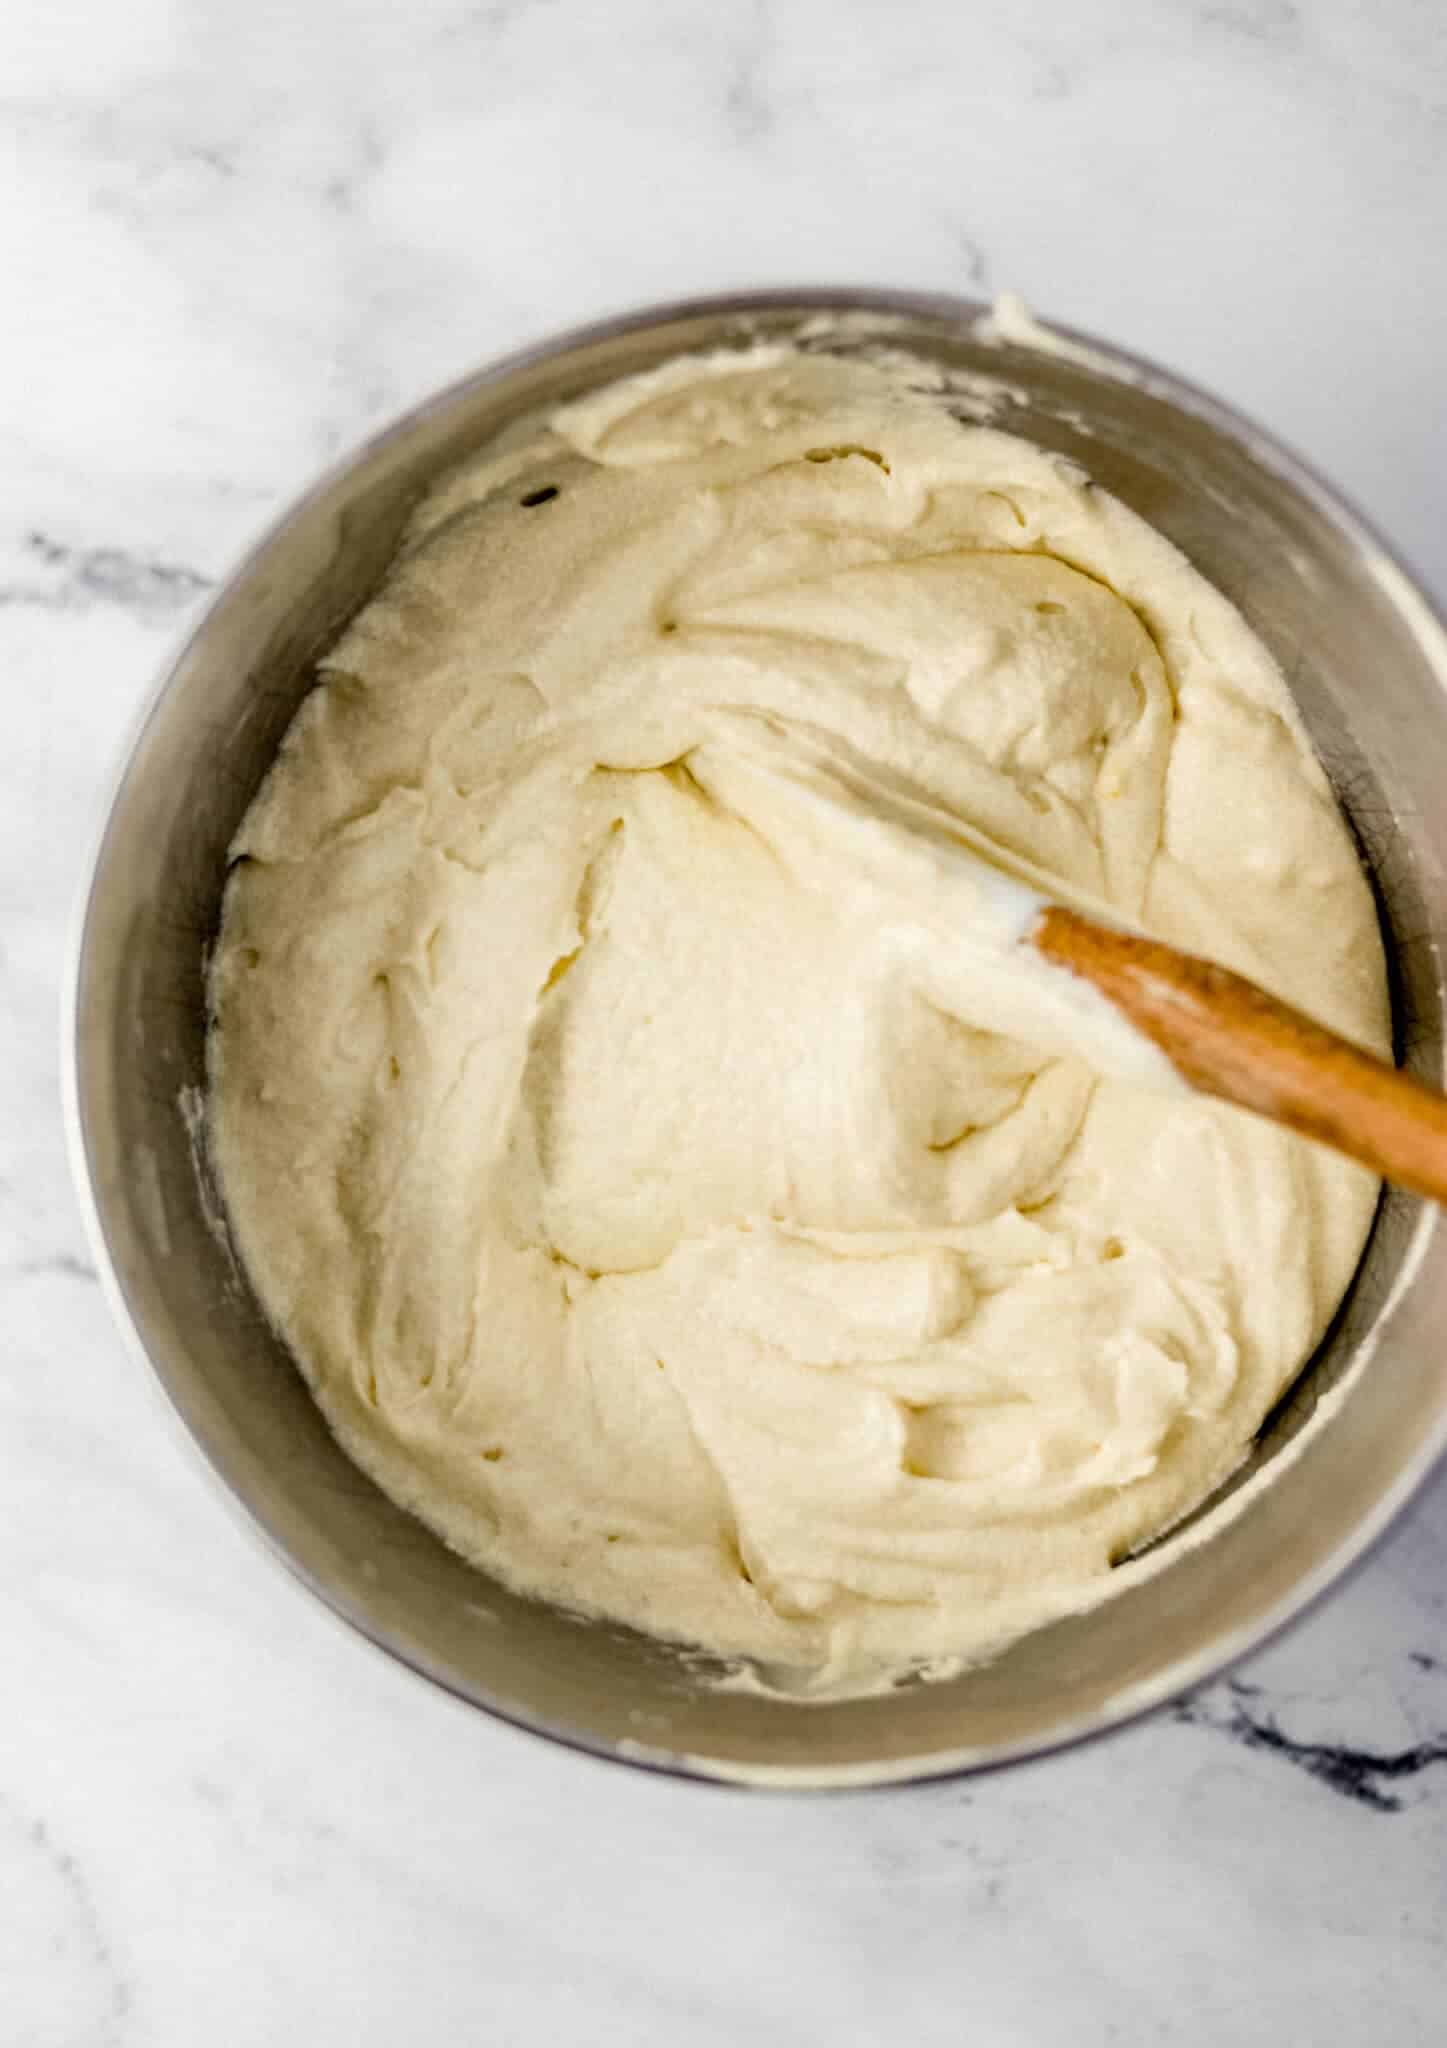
6 1 1447 2039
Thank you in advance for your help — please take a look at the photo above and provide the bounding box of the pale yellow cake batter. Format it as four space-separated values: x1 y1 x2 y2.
208 346 1389 1690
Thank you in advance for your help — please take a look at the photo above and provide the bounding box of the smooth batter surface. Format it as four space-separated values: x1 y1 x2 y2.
209 346 1390 1689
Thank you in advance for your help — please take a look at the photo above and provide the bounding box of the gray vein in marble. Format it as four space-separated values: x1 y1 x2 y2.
321 115 387 217
946 224 992 290
722 0 777 143
3 532 212 618
448 0 560 38
1194 0 1303 43
1175 1677 1447 1812
181 142 240 180
2 1795 132 2040
1028 54 1072 102
18 1249 100 1285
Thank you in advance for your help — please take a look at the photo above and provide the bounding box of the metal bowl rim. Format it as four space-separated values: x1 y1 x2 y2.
63 284 1447 1789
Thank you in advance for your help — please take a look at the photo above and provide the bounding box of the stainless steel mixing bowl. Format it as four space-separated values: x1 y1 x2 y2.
67 291 1447 1787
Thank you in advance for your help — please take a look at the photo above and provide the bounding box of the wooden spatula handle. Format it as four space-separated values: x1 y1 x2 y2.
1034 905 1447 1203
